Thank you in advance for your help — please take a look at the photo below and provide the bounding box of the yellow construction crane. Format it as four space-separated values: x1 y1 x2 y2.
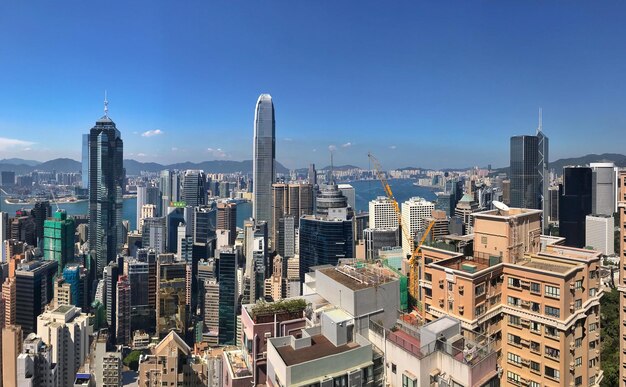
368 152 435 311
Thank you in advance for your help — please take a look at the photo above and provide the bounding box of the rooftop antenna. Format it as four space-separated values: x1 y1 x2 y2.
104 90 109 117
536 107 542 134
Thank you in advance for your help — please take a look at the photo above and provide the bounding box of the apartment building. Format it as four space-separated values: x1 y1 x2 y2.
618 170 626 385
420 207 603 387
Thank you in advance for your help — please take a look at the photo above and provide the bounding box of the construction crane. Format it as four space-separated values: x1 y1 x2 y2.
368 152 435 312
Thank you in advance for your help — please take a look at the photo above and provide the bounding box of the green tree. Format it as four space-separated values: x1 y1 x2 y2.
123 350 142 371
601 288 619 387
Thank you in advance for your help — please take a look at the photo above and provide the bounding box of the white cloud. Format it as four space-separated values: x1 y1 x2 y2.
171 147 179 151
0 137 34 150
341 142 352 148
141 129 164 137
137 153 147 157
284 138 293 142
328 145 337 152
389 145 397 150
207 147 228 158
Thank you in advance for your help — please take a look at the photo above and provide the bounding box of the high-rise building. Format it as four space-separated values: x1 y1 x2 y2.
363 227 400 261
3 325 23 387
590 162 618 216
203 279 219 346
116 275 131 345
1 171 15 187
31 200 51 246
217 202 237 246
271 182 314 245
559 166 592 248
89 103 124 275
419 207 602 387
585 214 614 255
337 183 356 210
536 113 550 231
548 185 560 224
43 209 75 275
182 170 206 207
136 184 147 230
3 277 16 326
308 163 317 185
510 135 541 210
217 248 239 345
142 217 166 254
156 254 188 339
277 215 296 259
81 133 89 189
0 211 8 262
253 94 276 225
369 196 398 229
88 330 122 387
454 193 479 234
37 305 90 387
103 261 119 339
17 333 58 387
401 196 435 257
15 259 57 335
618 171 626 383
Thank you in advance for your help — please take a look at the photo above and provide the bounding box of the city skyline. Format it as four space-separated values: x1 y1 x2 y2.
1 2 626 169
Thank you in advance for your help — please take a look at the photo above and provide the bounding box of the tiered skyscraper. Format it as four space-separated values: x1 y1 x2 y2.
253 94 276 226
89 98 124 276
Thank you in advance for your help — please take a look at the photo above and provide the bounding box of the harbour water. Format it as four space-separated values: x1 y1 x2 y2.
0 179 437 230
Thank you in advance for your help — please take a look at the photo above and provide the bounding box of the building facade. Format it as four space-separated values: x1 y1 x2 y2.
253 94 276 226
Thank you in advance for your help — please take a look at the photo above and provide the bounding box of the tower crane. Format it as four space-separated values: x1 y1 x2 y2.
368 152 434 313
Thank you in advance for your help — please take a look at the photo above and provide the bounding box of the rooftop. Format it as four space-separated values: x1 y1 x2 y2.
275 334 360 366
318 264 396 291
225 350 252 378
516 258 572 274
474 207 542 220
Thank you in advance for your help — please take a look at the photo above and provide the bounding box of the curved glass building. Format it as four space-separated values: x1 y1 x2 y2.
253 94 276 227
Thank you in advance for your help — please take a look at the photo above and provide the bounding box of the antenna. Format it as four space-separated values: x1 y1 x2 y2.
537 107 542 134
329 148 335 184
104 90 109 117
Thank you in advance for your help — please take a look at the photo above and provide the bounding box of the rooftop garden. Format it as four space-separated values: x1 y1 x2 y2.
249 298 307 321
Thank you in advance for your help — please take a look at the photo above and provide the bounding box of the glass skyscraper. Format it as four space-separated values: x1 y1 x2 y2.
253 94 276 227
43 209 76 275
88 109 124 276
559 166 592 248
510 135 541 209
81 133 89 189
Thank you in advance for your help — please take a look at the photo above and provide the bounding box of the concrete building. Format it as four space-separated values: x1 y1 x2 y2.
156 255 188 339
2 325 23 387
137 331 207 386
401 197 435 257
617 170 626 385
419 207 604 387
3 277 16 326
423 209 449 242
454 193 479 234
368 316 498 387
271 182 314 247
585 214 614 255
15 259 57 335
37 305 91 387
139 204 156 231
115 275 131 345
17 333 58 387
141 217 166 254
363 227 399 261
182 170 207 207
203 279 220 347
217 202 237 246
590 162 618 216
369 196 398 229
87 330 122 387
338 183 356 210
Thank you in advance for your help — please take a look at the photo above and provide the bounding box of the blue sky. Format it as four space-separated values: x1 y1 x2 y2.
0 1 625 169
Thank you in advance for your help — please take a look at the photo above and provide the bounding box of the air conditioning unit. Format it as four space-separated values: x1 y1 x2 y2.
569 342 575 351
459 306 464 314
459 285 464 294
569 362 575 372
439 280 444 288
320 377 334 387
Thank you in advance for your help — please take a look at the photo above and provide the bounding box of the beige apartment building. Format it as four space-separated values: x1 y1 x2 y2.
420 207 603 387
618 170 626 385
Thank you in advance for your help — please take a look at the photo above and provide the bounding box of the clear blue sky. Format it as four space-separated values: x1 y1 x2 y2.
0 1 625 169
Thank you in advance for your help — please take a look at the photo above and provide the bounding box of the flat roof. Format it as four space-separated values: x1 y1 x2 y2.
318 265 396 291
474 208 542 220
517 259 571 274
275 334 360 366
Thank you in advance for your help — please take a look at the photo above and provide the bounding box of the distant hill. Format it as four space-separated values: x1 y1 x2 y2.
123 159 289 175
549 153 626 173
320 164 361 171
0 158 81 174
0 158 40 166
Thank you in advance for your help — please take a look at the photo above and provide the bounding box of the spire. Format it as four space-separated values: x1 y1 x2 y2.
328 149 335 184
537 107 542 134
104 90 109 117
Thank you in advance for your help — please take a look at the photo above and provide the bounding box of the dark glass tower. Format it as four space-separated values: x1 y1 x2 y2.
253 94 276 226
217 248 238 345
510 135 540 209
559 166 592 248
89 101 124 276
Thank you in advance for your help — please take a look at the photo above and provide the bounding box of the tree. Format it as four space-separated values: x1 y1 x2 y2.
601 288 619 387
123 350 142 371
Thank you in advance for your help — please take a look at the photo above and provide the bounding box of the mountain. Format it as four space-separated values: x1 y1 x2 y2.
320 164 361 171
123 159 290 175
549 153 626 173
0 158 81 174
0 158 40 166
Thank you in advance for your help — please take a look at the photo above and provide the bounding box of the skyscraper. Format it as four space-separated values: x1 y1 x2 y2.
253 94 276 226
15 260 57 335
115 274 131 345
536 111 549 231
89 99 124 276
590 162 618 216
510 135 540 210
559 166 592 248
182 170 206 207
43 209 75 275
217 202 237 246
401 197 435 257
81 133 89 189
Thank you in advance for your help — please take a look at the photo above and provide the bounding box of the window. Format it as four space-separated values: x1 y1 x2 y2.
508 277 521 288
589 376 596 386
530 321 541 333
475 283 486 296
508 333 521 346
545 326 558 338
575 376 582 386
531 301 540 312
575 280 582 290
530 341 540 352
574 299 582 309
545 346 560 360
425 273 432 282
402 374 417 387
545 306 560 318
508 352 521 365
448 282 453 291
530 360 540 372
545 285 560 299
475 303 485 317
391 363 396 374
530 382 541 387
507 371 520 384
530 282 541 294
508 315 521 327
590 288 597 297
575 357 582 367
424 288 432 298
448 300 453 310
545 366 560 381
590 270 597 279
575 338 582 347
508 296 521 307
589 323 597 332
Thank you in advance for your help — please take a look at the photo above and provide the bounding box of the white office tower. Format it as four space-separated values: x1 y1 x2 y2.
401 197 435 257
337 183 356 210
136 184 147 232
586 214 614 255
17 333 58 387
369 196 399 229
590 162 618 216
36 305 90 387
0 212 7 262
